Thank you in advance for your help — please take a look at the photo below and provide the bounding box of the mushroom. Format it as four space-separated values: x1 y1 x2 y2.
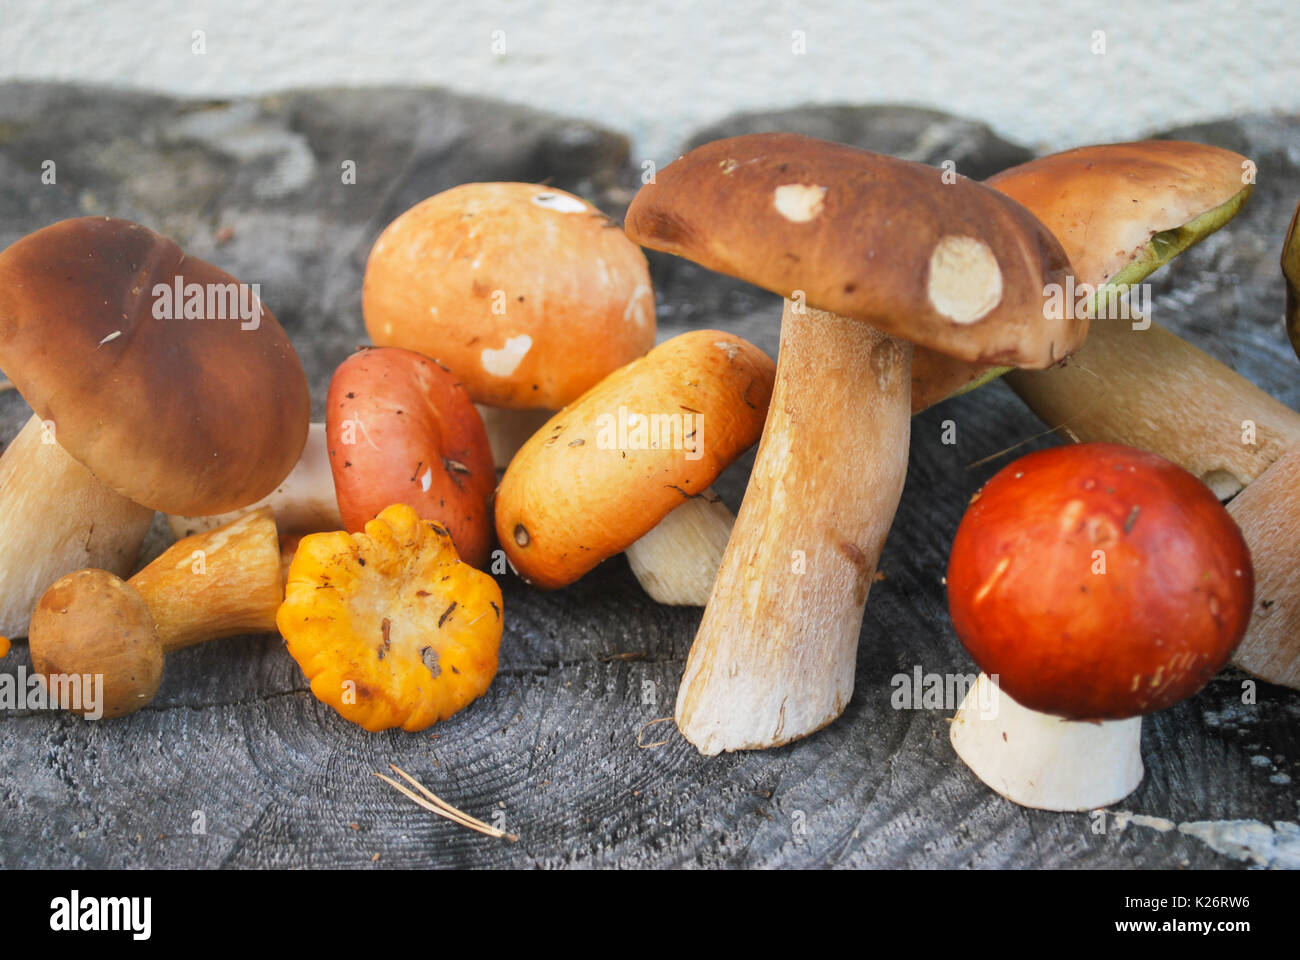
277 503 504 732
941 142 1300 689
166 422 342 540
911 140 1255 411
625 133 1082 753
947 443 1253 810
362 182 656 468
0 217 310 637
496 330 774 603
325 347 496 569
28 508 283 719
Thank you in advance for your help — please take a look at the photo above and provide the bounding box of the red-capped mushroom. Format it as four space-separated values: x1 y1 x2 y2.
946 442 1252 810
325 347 495 569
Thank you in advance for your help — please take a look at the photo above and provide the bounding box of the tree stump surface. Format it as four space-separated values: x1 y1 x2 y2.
0 85 1296 869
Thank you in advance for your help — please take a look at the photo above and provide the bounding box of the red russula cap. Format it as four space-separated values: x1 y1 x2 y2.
325 347 495 568
947 442 1253 720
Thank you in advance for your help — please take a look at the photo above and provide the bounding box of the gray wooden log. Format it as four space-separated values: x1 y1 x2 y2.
0 87 1296 868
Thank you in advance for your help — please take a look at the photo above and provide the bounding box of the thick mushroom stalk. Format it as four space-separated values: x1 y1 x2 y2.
950 673 1143 811
1006 318 1300 499
624 487 733 606
1227 446 1300 685
677 303 911 752
0 414 153 637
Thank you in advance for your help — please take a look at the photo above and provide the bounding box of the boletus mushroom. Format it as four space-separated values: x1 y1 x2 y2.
947 443 1253 810
363 183 656 467
0 217 310 637
496 330 774 603
625 133 1083 753
28 508 284 719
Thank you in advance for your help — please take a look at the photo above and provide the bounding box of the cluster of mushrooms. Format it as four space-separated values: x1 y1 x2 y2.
0 132 1297 814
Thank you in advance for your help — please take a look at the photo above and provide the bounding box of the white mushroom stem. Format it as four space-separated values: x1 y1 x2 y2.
676 301 911 753
475 404 555 470
625 487 734 606
167 422 341 539
0 413 153 637
950 673 1144 811
1004 316 1300 689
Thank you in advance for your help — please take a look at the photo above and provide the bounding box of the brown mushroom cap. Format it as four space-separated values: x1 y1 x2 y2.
496 330 775 588
625 133 1080 368
29 568 163 719
363 183 656 409
0 217 311 515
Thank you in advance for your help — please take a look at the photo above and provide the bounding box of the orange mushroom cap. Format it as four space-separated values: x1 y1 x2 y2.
496 330 775 588
363 182 656 410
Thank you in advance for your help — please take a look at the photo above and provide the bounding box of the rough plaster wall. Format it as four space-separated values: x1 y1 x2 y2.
1 0 1297 161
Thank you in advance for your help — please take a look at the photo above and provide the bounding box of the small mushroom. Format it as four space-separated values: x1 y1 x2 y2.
363 183 656 467
325 347 495 569
946 443 1253 810
0 217 310 637
28 508 284 719
496 330 775 604
626 133 1080 754
277 503 503 732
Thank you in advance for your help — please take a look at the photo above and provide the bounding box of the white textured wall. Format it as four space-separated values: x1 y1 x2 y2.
2 0 1296 161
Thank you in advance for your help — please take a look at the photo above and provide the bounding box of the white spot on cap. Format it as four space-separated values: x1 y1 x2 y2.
623 284 652 327
927 235 1003 325
773 184 826 222
98 330 122 346
481 334 533 377
714 340 740 359
531 192 587 214
420 467 433 492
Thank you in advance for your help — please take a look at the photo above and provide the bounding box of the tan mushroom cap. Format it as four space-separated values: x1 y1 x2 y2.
986 140 1251 289
911 140 1254 409
496 330 775 589
625 133 1080 368
363 182 656 410
0 217 311 516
